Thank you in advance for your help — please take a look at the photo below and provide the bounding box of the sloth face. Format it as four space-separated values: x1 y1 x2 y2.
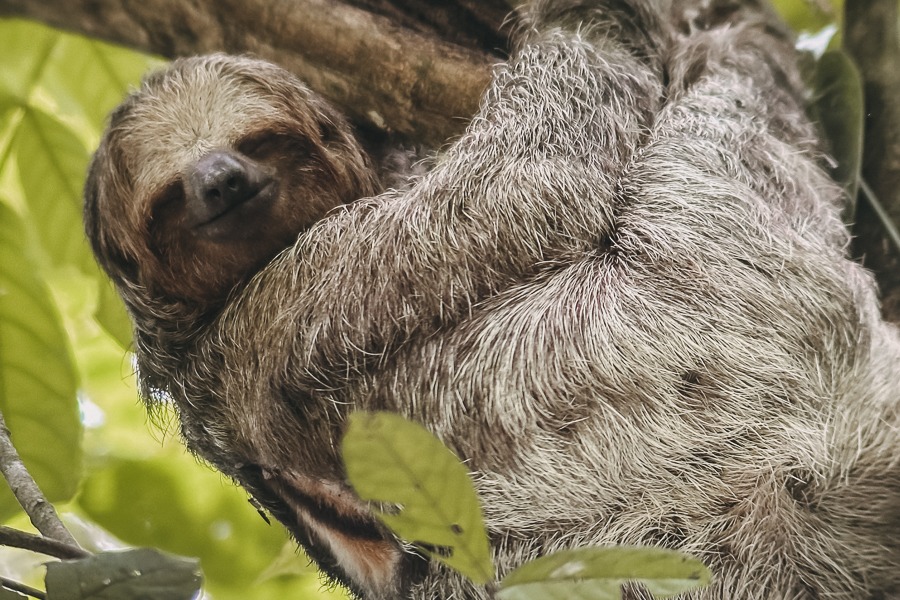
85 55 377 311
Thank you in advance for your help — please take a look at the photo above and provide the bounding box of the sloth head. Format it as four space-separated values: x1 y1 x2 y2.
85 54 378 318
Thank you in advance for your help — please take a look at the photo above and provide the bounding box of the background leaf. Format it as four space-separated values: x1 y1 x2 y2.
38 35 163 133
342 411 494 584
45 548 201 600
497 546 712 600
92 278 131 351
12 107 95 273
0 19 162 139
771 0 841 32
811 49 864 220
0 202 81 519
0 20 58 105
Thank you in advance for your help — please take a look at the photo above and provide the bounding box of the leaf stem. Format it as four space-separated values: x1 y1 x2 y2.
860 179 900 255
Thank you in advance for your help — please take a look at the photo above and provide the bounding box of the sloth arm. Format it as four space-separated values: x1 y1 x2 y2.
225 1 668 383
223 0 829 400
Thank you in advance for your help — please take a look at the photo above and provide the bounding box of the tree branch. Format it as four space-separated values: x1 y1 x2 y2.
344 0 510 52
0 411 80 549
0 0 496 147
845 0 900 322
0 525 88 560
0 576 45 599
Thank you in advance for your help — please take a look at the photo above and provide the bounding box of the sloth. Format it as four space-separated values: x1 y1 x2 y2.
85 0 900 598
84 53 386 317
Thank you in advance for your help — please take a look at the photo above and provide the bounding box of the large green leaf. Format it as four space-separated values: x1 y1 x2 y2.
497 546 712 600
0 20 58 105
0 202 81 519
0 19 160 349
812 50 864 221
342 411 494 584
41 36 162 132
93 277 132 351
45 548 202 600
771 0 841 32
12 107 95 273
0 19 162 135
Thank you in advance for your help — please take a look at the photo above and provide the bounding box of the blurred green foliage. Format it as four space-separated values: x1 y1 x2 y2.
0 17 344 600
773 0 843 32
0 202 80 521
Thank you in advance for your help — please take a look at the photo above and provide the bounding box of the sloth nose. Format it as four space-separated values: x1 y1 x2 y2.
188 151 260 211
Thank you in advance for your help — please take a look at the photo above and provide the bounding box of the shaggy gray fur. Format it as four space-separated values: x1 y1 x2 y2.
85 0 900 598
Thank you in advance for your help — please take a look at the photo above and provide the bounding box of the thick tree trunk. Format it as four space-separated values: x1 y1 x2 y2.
0 0 509 147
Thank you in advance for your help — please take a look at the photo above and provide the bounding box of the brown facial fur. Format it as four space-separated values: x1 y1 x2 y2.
85 54 377 316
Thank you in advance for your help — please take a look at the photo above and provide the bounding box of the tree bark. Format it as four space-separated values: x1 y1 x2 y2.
0 0 506 147
0 411 80 549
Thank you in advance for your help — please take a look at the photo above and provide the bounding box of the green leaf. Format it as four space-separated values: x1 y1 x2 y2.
497 546 712 600
93 278 132 350
342 411 494 584
39 35 162 132
0 19 59 105
45 548 202 600
812 49 864 221
770 0 836 32
78 457 212 559
0 19 162 134
12 107 95 273
0 202 81 519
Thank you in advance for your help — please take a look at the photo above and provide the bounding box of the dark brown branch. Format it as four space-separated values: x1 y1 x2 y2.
0 577 45 599
345 0 511 52
0 0 496 147
0 411 80 549
0 525 89 560
845 0 900 322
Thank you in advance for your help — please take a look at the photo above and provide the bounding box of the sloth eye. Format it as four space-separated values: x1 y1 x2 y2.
238 132 313 161
238 133 286 158
236 131 296 159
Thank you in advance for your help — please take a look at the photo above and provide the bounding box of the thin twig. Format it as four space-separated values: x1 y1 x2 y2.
0 525 88 560
860 179 900 255
0 576 46 599
0 411 80 548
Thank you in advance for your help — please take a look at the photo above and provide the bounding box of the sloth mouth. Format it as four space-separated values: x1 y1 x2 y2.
193 180 279 234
